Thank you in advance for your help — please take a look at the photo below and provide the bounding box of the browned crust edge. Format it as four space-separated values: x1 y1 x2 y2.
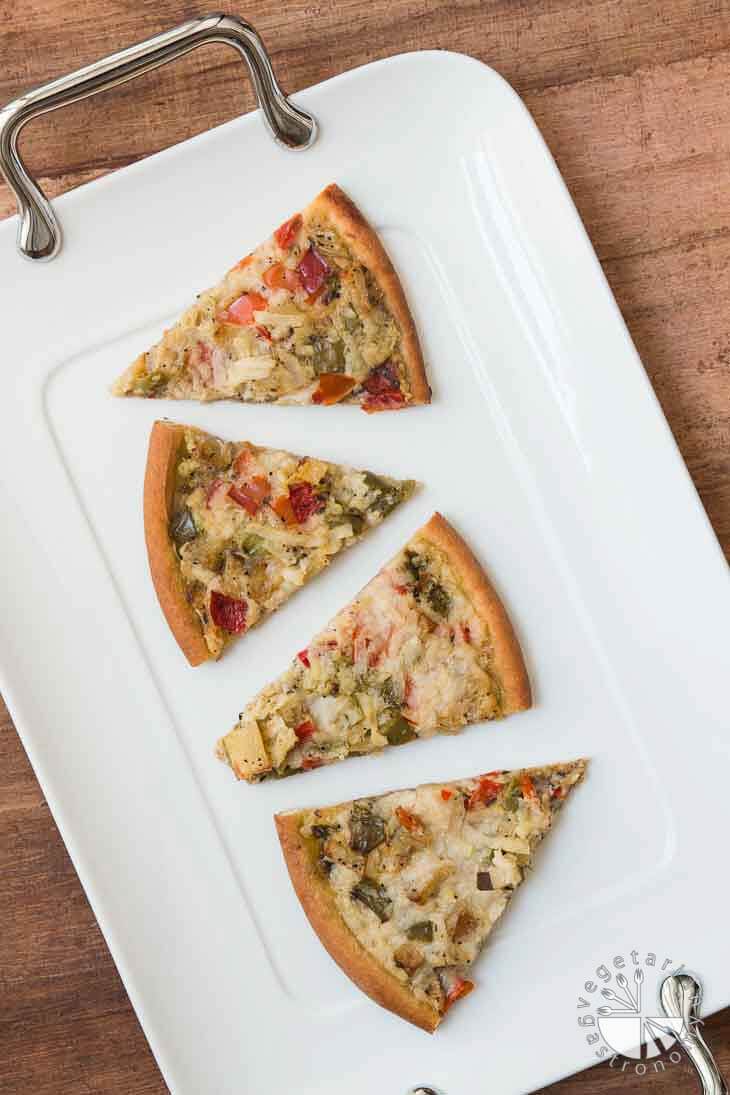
308 183 431 407
275 813 440 1033
418 513 532 715
143 421 210 667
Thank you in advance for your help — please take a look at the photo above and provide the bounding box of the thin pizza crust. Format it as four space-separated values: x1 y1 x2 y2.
143 420 210 666
420 513 531 714
311 184 431 406
275 812 440 1032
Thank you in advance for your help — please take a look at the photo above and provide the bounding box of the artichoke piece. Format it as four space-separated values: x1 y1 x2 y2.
170 506 197 549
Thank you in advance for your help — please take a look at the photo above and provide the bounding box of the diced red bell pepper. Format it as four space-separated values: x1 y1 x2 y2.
395 806 424 834
219 291 267 326
297 246 329 294
274 213 302 251
288 481 325 523
263 262 302 292
466 775 503 811
461 624 472 644
520 774 538 801
294 720 316 742
297 649 311 668
272 494 297 525
228 476 269 515
209 591 248 633
551 785 565 800
444 977 474 1013
440 788 453 801
312 373 356 405
255 324 272 341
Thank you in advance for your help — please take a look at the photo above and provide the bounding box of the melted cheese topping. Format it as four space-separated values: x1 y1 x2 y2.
113 205 412 409
292 762 585 1016
219 534 504 778
170 427 414 658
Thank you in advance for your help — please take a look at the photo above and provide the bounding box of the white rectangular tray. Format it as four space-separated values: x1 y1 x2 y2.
2 50 729 1095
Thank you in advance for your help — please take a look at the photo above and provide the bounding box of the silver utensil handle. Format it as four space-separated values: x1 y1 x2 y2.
660 973 728 1095
0 12 317 262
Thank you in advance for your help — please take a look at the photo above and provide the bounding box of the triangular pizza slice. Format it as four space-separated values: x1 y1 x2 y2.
113 184 430 411
276 760 587 1031
144 421 415 664
218 513 530 779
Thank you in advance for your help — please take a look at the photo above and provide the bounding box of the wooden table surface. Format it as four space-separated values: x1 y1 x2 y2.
2 2 729 1092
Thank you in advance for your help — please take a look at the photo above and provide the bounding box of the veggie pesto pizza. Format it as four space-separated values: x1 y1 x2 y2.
218 514 530 780
276 760 587 1031
113 184 430 411
145 421 415 665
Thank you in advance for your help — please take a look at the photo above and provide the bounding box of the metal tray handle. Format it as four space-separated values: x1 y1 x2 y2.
0 13 317 262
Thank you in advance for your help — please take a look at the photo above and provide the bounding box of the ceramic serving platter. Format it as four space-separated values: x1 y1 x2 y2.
1 50 728 1095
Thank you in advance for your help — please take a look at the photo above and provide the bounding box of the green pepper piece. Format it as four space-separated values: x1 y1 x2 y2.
383 712 417 747
349 803 386 853
351 879 391 922
407 920 434 942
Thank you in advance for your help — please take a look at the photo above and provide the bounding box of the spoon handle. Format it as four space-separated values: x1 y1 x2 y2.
660 973 728 1095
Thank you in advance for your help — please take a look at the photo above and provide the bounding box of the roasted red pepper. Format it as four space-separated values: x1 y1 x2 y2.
219 291 267 326
294 720 315 742
263 261 302 292
274 213 302 251
444 977 475 1012
297 649 311 668
395 806 424 834
297 246 329 294
361 361 405 413
520 774 538 801
228 476 269 515
440 789 453 801
288 482 325 523
466 774 503 811
272 494 297 525
209 591 248 633
312 373 356 405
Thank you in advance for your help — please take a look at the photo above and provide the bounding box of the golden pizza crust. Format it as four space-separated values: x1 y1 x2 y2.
275 812 441 1032
143 420 210 667
419 513 531 715
309 184 431 406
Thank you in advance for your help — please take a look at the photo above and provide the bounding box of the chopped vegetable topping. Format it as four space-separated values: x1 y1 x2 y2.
395 806 424 834
406 920 434 942
349 803 385 854
219 291 267 326
440 789 453 802
444 977 474 1012
169 507 197 548
351 878 391 922
263 262 302 292
274 213 302 250
288 482 325 523
466 775 503 811
298 246 329 295
209 591 248 633
312 373 356 405
294 720 316 742
297 649 311 668
228 476 270 515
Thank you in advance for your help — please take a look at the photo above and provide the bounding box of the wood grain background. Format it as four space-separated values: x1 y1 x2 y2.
1 2 729 1092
